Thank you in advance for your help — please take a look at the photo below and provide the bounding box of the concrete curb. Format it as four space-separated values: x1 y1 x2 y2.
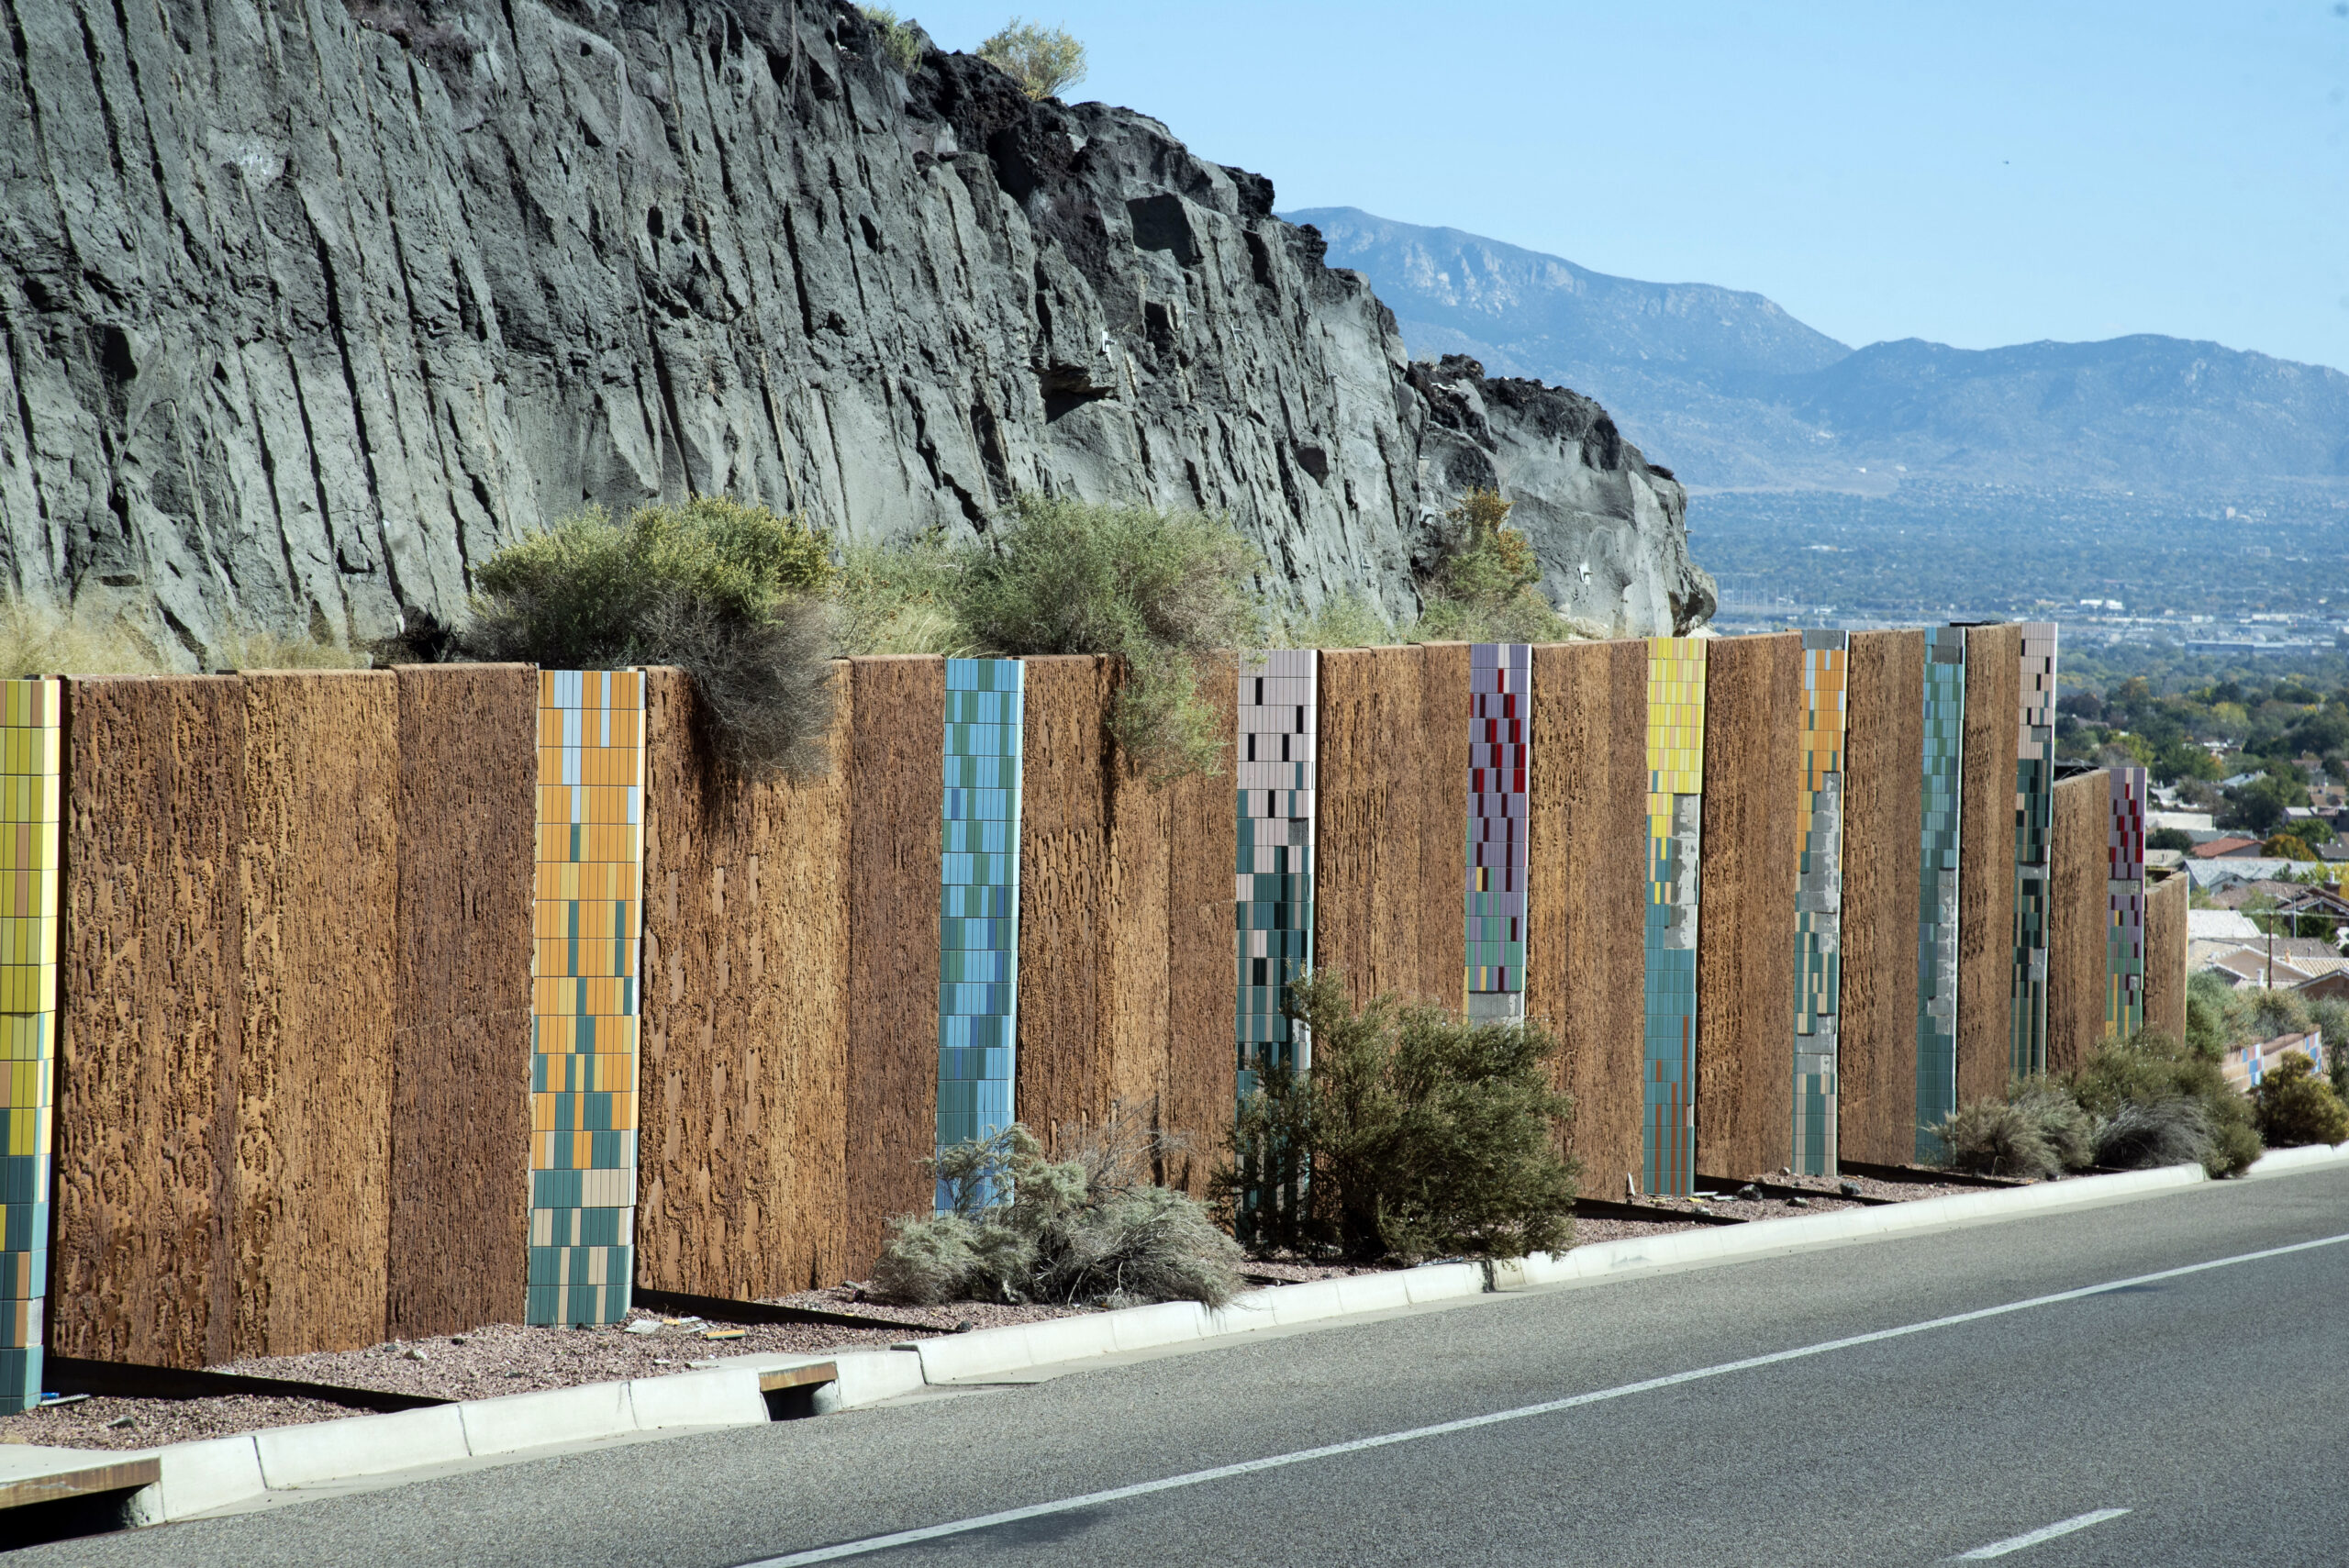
2243 1140 2349 1178
67 1151 2345 1531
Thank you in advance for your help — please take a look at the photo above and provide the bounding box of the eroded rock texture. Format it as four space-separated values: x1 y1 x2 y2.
0 0 1710 662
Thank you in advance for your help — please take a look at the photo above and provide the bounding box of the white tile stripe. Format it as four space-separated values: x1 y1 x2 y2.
740 1230 2349 1566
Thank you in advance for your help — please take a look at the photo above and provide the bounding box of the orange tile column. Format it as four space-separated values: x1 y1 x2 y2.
528 670 643 1326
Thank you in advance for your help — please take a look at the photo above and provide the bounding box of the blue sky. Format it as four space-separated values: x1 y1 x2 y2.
903 3 2349 371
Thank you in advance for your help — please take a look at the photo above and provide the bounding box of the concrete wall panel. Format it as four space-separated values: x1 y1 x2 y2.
1316 646 1463 1009
843 658 944 1275
235 673 398 1357
1524 639 1647 1195
1695 634 1802 1180
2048 771 2110 1074
1838 631 1924 1165
53 678 246 1368
638 666 852 1299
2143 873 2188 1043
1957 624 2021 1105
387 664 536 1339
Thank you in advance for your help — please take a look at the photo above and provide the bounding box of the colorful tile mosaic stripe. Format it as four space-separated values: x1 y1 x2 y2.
2107 765 2147 1039
1916 627 1967 1161
2010 623 2059 1078
0 681 59 1413
1236 651 1316 1083
528 670 643 1327
1464 644 1531 1024
1643 637 1706 1198
1792 632 1847 1177
939 658 1023 1199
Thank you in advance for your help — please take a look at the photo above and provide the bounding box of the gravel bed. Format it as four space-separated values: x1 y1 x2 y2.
0 1393 350 1453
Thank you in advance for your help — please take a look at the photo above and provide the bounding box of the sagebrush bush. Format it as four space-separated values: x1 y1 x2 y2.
458 498 838 779
2070 1029 2262 1177
0 599 170 677
1932 1099 2063 1180
830 535 976 656
977 18 1085 98
958 495 1262 781
870 1108 1243 1309
2096 1096 2215 1171
1272 588 1401 650
1212 971 1579 1263
2254 1052 2349 1147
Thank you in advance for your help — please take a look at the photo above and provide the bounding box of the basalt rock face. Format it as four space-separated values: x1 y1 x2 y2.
0 0 1708 662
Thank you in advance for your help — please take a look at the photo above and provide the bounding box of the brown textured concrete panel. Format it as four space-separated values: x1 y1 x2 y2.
1014 657 1114 1150
1316 646 1461 1009
2143 873 2188 1043
54 678 246 1369
1839 630 1924 1165
844 657 944 1275
1162 658 1237 1195
1695 634 1802 1180
387 664 535 1340
1414 644 1472 1010
1524 639 1647 1195
1957 624 2021 1104
235 673 398 1358
2047 772 2110 1074
639 665 852 1300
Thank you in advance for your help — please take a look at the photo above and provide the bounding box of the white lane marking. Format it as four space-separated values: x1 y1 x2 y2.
740 1230 2349 1566
1953 1507 2132 1558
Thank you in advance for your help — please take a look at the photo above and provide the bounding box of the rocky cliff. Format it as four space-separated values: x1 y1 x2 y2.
0 0 1709 661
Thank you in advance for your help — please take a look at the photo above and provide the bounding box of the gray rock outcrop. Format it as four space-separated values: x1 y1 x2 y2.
0 0 1709 662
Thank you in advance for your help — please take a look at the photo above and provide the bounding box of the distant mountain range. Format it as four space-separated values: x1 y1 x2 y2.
1286 207 2349 494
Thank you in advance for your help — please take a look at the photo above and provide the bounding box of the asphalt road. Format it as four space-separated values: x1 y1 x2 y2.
21 1167 2349 1567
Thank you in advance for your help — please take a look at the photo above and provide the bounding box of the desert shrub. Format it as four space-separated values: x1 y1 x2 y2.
858 6 926 71
2010 1076 2101 1172
957 495 1262 781
1932 1099 2061 1179
2070 1029 2262 1177
2310 997 2349 1101
2241 985 2312 1043
1410 487 1585 644
2254 1051 2349 1147
870 1108 1243 1309
2096 1097 2216 1170
0 599 170 676
2183 969 2237 1056
977 18 1085 99
1212 971 1579 1263
459 498 837 779
831 535 977 656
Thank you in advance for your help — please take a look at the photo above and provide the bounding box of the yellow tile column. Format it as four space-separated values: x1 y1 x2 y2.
0 680 60 1410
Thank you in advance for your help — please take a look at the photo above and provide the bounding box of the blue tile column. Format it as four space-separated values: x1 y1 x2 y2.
938 659 1024 1203
1917 627 1967 1160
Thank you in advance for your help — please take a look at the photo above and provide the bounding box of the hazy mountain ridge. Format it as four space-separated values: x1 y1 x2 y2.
1290 206 2349 493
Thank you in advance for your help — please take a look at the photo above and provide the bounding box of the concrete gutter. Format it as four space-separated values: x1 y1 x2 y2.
18 1147 2344 1532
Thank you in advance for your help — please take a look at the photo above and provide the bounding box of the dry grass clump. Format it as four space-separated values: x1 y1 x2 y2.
870 1106 1243 1309
457 497 837 779
0 599 170 676
1213 971 1579 1263
216 619 369 670
2096 1097 2214 1170
1932 1098 2070 1181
